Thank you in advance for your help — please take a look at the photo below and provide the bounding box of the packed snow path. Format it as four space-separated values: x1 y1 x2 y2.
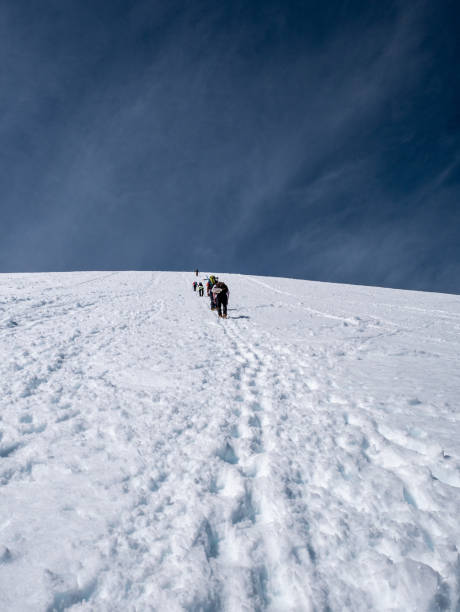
1 271 460 611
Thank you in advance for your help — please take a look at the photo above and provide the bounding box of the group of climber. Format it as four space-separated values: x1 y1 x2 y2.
193 272 229 319
193 281 205 297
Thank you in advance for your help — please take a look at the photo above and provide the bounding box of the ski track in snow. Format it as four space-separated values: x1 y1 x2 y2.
0 271 459 611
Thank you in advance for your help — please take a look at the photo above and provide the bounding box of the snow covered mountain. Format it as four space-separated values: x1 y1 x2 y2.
1 271 459 611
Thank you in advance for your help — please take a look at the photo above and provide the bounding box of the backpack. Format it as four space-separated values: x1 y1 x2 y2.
212 281 228 295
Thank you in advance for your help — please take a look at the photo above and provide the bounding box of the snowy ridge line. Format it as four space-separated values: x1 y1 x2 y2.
0 271 459 610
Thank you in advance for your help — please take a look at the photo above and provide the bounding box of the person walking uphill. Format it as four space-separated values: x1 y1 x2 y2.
193 281 197 292
212 281 229 318
198 282 204 297
208 275 217 310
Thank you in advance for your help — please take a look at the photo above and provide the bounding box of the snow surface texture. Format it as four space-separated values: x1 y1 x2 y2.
0 271 460 612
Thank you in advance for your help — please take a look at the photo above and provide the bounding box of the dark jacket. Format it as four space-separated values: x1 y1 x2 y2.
212 282 229 298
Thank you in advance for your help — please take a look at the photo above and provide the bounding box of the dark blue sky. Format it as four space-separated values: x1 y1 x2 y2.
1 0 459 293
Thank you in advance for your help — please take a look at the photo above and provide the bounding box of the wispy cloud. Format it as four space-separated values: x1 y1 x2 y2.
0 0 458 292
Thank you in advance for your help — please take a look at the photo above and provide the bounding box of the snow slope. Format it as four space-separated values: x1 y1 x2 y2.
0 271 459 611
